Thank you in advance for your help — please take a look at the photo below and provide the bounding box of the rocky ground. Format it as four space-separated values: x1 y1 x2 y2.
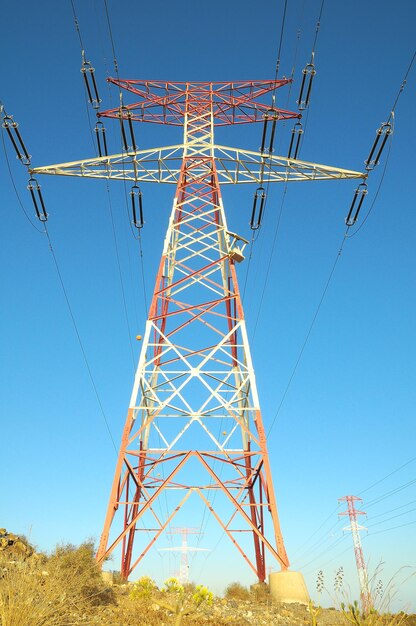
84 593 416 626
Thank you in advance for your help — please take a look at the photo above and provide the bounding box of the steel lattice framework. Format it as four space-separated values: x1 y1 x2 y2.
339 496 372 612
32 79 365 581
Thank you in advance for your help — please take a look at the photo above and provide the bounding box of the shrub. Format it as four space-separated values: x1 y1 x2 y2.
224 581 250 601
0 541 114 626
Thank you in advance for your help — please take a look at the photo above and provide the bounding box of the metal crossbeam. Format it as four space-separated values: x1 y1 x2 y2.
31 144 365 185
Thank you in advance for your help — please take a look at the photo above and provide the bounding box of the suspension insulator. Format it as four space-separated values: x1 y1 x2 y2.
81 59 101 109
118 107 137 152
287 122 303 160
250 186 266 230
130 184 144 228
260 109 279 155
364 122 392 170
2 115 31 165
119 107 129 152
27 177 48 222
94 120 108 157
345 182 368 226
297 63 316 110
126 110 137 152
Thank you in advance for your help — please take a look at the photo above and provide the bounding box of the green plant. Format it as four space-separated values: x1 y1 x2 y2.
308 599 322 626
332 563 413 626
155 577 213 626
130 575 158 600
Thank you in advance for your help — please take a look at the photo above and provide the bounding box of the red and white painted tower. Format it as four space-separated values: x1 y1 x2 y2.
339 495 372 612
32 79 364 582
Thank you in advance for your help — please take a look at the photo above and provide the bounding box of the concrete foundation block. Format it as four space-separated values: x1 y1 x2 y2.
269 570 309 604
101 571 114 586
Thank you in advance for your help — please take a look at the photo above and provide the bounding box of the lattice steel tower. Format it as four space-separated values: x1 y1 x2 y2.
32 79 364 581
339 495 372 612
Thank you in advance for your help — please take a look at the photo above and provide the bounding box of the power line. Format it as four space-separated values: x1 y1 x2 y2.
300 533 347 571
367 505 416 529
387 49 416 123
291 515 343 565
242 0 290 301
303 541 351 576
243 18 303 307
358 455 416 498
67 0 138 372
267 226 350 437
311 0 325 54
365 478 416 510
367 518 416 537
368 499 416 522
44 225 117 454
247 23 304 334
69 0 85 51
272 0 288 85
102 0 120 78
2 117 118 454
105 182 136 370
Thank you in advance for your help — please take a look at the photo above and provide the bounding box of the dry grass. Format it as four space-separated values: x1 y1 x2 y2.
224 581 251 601
0 542 113 626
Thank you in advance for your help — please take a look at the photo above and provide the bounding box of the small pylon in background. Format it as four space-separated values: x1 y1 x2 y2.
339 495 372 612
158 527 209 584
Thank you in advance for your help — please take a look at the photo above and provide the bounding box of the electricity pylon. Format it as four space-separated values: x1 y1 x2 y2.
158 527 209 584
339 495 372 612
32 79 365 581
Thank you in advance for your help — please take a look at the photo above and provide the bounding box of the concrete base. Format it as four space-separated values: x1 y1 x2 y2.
269 571 309 605
101 571 114 586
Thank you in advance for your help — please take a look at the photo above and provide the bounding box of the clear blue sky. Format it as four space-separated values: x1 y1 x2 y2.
1 0 415 610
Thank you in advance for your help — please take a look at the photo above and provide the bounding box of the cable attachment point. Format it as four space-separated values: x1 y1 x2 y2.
94 120 108 157
260 109 279 155
130 184 144 229
287 122 303 160
250 186 266 230
345 182 368 226
364 122 392 171
2 114 31 165
118 106 137 152
297 63 316 110
81 57 101 109
27 177 48 222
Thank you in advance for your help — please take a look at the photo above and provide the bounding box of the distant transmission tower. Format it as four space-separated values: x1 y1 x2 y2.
339 495 372 612
31 79 365 582
159 527 209 583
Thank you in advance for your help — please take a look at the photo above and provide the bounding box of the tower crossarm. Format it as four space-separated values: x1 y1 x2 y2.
30 145 366 185
99 79 300 126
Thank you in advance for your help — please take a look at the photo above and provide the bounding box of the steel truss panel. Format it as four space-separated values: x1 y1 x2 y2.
99 79 300 126
31 145 364 185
